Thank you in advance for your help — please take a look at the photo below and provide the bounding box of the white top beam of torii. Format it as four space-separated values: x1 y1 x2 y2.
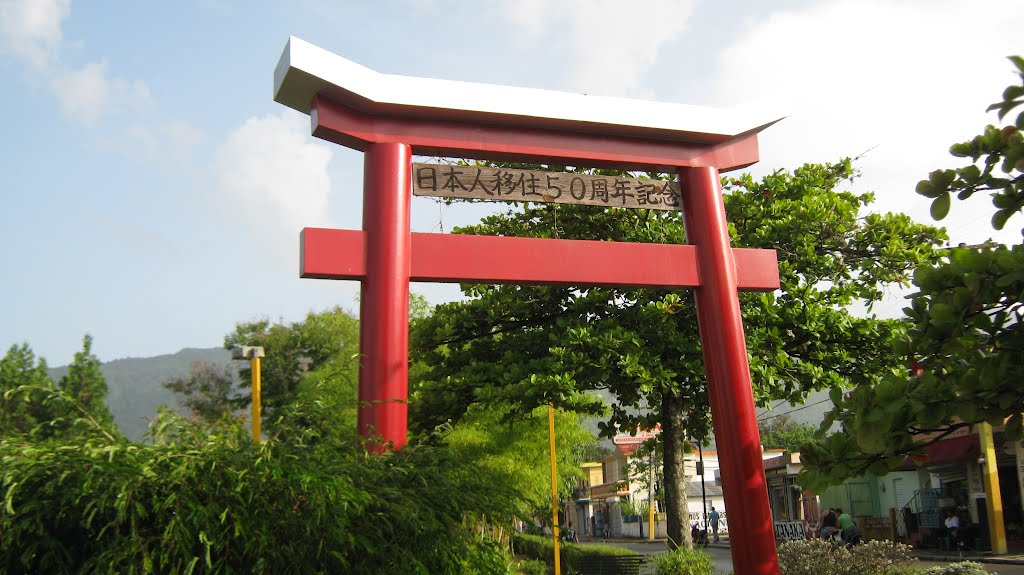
273 36 781 146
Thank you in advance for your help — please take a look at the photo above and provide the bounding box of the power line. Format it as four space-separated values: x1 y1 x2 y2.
756 396 833 423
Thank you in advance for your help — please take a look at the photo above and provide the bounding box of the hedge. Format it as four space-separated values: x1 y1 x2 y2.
512 532 638 572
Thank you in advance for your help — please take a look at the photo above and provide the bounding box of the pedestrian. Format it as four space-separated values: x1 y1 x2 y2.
820 508 838 540
836 508 860 545
709 506 721 542
944 509 960 548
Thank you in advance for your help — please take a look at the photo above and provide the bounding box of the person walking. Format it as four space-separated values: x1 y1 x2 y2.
709 506 721 542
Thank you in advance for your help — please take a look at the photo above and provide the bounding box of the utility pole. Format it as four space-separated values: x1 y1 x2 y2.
548 404 561 575
980 422 1007 553
699 443 708 536
649 448 656 540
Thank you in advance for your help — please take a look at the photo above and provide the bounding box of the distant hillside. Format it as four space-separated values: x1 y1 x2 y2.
50 348 232 441
50 347 832 444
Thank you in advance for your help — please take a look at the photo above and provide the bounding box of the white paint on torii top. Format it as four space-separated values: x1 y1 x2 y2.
273 36 781 144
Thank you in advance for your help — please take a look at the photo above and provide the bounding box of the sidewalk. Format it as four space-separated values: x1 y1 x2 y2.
582 535 1024 566
913 548 1024 566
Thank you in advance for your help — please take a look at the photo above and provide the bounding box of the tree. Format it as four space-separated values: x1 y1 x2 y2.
163 361 238 421
411 160 944 547
1 388 520 574
223 295 431 428
223 306 361 424
56 335 114 427
0 343 56 438
758 415 816 453
0 337 115 441
441 403 595 517
799 57 1024 492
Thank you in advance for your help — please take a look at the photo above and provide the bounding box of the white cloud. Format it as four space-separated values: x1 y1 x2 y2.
708 0 1024 245
50 60 153 125
50 60 108 123
1 0 154 127
0 0 69 70
213 112 334 266
562 0 694 96
119 120 206 167
495 0 694 97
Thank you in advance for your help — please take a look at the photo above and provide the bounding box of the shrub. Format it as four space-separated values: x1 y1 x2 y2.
513 533 554 560
518 558 548 575
653 546 715 575
0 408 520 574
777 539 917 575
922 562 992 575
512 532 638 572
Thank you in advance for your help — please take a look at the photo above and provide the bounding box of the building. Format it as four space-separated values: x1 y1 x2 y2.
568 431 784 539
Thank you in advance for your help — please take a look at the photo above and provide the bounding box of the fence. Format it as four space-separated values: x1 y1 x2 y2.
894 488 942 547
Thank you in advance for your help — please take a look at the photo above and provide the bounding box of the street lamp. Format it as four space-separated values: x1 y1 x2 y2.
232 345 265 443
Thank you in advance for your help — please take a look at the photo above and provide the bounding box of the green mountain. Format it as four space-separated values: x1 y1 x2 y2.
50 348 232 441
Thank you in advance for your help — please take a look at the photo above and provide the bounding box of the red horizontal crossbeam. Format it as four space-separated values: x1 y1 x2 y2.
301 227 779 291
311 96 761 173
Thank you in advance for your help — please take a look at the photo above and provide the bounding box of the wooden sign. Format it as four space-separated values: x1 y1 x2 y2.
412 163 682 211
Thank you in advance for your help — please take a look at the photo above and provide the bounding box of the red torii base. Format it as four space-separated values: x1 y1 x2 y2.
276 38 783 575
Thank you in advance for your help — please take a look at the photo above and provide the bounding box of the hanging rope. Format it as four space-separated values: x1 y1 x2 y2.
551 202 559 239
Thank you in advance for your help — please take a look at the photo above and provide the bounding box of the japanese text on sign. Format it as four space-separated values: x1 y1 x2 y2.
412 163 682 211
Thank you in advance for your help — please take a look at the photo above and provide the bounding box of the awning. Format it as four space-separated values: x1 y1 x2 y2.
897 434 979 470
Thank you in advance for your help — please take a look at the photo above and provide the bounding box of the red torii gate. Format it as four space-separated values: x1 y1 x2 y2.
275 37 783 575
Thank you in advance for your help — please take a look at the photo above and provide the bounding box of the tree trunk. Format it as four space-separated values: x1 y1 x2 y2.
662 390 692 550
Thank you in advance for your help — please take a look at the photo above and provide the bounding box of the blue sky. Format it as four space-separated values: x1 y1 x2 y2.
1 0 1021 365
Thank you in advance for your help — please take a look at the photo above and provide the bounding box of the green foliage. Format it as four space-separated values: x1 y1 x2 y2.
652 546 715 575
442 403 594 513
919 56 1024 232
511 533 637 573
1 338 117 441
921 562 992 575
0 343 57 438
413 159 943 429
56 335 114 427
1 397 520 575
801 57 1024 492
776 539 917 575
758 415 817 453
162 361 238 421
223 306 360 425
517 558 547 575
412 159 944 543
511 533 556 562
619 498 650 518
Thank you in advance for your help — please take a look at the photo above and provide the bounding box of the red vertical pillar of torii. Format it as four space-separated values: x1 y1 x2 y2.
681 166 778 573
276 36 783 575
359 143 412 443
